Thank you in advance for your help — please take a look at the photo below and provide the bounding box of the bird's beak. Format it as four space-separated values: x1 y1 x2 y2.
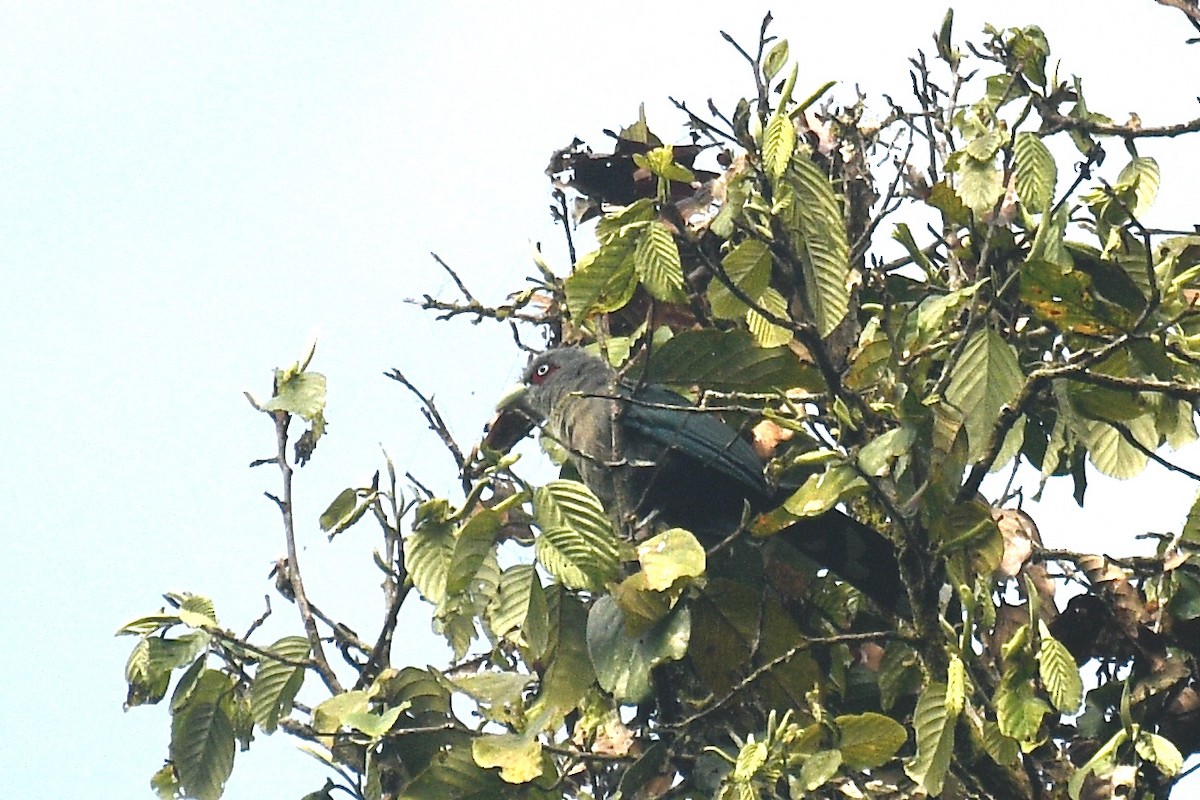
481 382 540 453
495 382 530 413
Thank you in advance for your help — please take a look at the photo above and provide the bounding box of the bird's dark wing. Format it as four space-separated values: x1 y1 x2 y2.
621 385 770 500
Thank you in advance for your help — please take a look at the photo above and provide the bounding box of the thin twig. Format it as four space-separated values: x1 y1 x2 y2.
384 368 466 471
269 411 345 694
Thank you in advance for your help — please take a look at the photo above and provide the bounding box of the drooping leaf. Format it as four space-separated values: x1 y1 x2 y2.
1037 629 1083 714
1081 414 1155 479
170 670 237 800
586 597 690 703
529 588 594 721
533 480 621 592
471 733 544 784
406 505 456 605
709 238 773 319
944 328 1025 463
790 157 851 337
797 749 842 792
954 156 1004 214
250 636 309 734
835 712 907 769
1134 731 1183 776
633 220 688 303
445 509 501 597
746 287 793 347
904 681 956 796
1013 132 1057 213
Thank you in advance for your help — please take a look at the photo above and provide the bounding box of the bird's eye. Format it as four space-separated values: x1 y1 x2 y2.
531 363 553 384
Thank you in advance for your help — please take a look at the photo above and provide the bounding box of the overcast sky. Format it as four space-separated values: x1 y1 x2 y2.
3 2 1199 797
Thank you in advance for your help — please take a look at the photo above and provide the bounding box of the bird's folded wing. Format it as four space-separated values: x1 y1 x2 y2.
621 385 770 499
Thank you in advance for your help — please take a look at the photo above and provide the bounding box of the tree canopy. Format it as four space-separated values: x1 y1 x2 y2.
121 9 1200 800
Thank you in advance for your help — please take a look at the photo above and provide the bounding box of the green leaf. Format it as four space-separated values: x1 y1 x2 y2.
633 220 688 303
319 487 372 537
564 237 639 320
1069 729 1127 800
471 734 543 784
342 706 404 739
709 238 772 320
1037 622 1083 713
798 749 842 792
980 719 1020 766
904 681 956 796
995 675 1050 742
312 690 370 738
586 596 690 703
529 588 595 721
170 670 236 800
250 636 309 734
763 109 796 178
1013 132 1057 214
633 145 694 184
644 329 821 393
944 328 1025 463
445 509 500 596
763 38 789 81
790 157 851 337
260 368 326 423
965 129 1005 161
1183 489 1200 547
1168 569 1200 620
447 672 533 709
835 712 907 769
1081 415 1154 479
1135 731 1183 776
399 740 500 800
954 156 1004 214
637 528 706 591
782 464 865 517
1118 156 1160 217
534 480 621 592
150 763 182 800
177 594 218 629
487 564 540 644
407 505 455 604
746 287 792 347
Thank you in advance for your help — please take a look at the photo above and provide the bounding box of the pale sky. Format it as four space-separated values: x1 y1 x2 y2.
3 2 1198 797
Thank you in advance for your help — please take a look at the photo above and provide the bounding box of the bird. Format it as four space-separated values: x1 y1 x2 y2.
490 346 906 611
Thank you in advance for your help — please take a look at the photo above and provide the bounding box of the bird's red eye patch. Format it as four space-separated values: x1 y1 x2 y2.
530 362 555 385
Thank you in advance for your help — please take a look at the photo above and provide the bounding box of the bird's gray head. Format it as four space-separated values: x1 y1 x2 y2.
515 346 614 420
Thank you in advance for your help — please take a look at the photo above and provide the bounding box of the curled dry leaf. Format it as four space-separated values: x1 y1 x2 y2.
991 507 1041 579
752 418 793 459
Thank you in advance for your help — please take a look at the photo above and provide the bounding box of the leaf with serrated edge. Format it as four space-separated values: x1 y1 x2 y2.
1014 132 1057 213
534 481 621 592
790 157 850 337
250 636 309 733
633 221 687 303
746 287 792 347
763 110 796 178
1037 622 1083 713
